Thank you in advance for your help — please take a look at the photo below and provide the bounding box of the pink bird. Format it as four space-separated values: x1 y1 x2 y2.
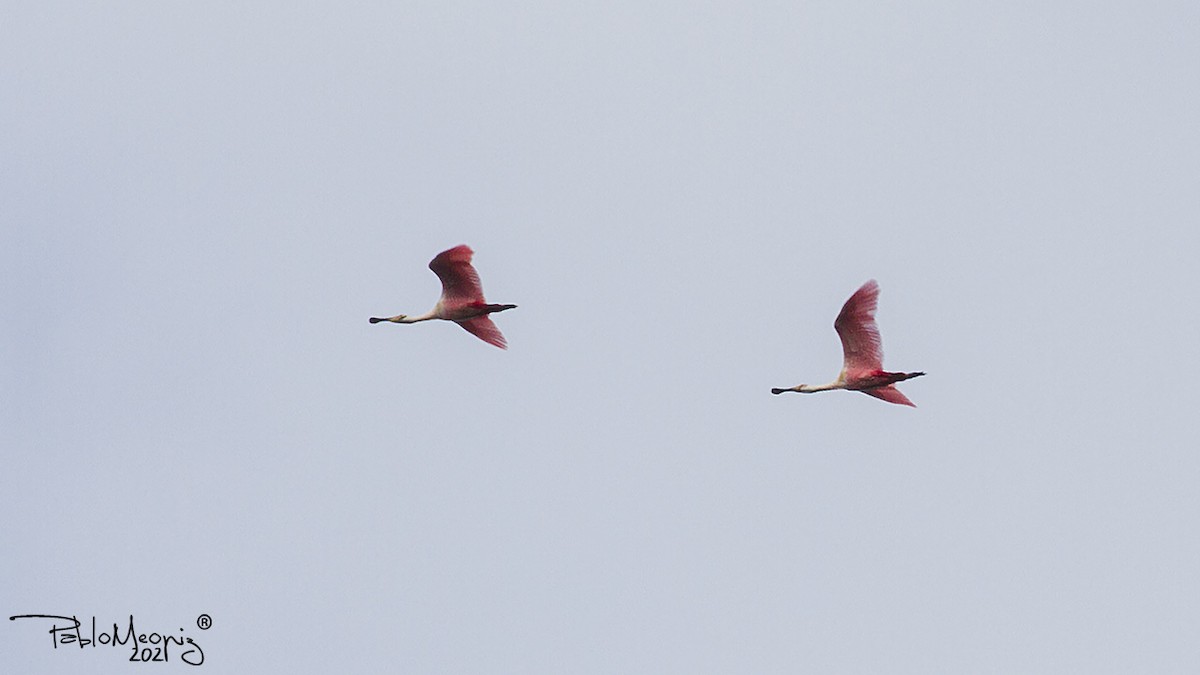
771 280 925 406
370 245 517 349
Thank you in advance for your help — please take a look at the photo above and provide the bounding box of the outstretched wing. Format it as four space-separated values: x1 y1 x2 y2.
834 280 883 377
429 245 486 307
862 385 915 407
457 316 508 349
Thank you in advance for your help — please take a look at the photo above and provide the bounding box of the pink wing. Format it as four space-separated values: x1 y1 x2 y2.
862 385 915 407
834 280 884 377
457 316 508 349
429 245 487 308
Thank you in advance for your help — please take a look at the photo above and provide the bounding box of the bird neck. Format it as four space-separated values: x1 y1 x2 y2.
399 311 437 323
799 381 843 393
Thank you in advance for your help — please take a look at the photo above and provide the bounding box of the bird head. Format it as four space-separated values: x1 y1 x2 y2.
771 386 806 395
368 314 407 324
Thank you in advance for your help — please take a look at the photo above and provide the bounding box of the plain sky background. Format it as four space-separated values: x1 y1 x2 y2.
4 1 1200 673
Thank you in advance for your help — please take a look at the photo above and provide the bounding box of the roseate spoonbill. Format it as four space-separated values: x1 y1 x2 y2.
369 244 517 349
771 280 925 406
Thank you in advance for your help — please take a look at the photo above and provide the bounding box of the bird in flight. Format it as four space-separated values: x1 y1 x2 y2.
771 280 925 406
370 245 517 349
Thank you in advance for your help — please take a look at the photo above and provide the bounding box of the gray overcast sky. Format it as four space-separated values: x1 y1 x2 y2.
4 1 1200 673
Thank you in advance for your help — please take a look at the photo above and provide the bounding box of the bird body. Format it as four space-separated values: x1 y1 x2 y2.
771 280 924 406
370 245 516 349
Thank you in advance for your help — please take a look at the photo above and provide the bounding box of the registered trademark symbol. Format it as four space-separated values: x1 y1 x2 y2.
196 614 212 630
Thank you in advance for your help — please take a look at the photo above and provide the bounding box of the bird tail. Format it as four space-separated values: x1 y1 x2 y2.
861 371 925 406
